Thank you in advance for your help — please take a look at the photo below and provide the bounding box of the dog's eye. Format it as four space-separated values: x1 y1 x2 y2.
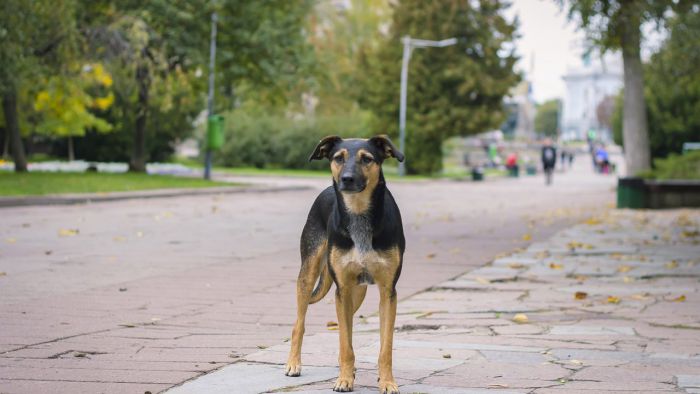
361 156 373 165
334 155 344 164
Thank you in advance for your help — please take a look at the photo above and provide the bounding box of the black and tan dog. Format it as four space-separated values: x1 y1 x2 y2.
285 135 405 393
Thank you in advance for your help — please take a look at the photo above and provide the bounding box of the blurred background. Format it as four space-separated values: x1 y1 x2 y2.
1 0 698 192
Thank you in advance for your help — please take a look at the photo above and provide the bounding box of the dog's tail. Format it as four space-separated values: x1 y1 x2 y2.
309 262 332 304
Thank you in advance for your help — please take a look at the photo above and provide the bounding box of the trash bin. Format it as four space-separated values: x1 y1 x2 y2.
206 115 225 150
617 177 647 208
471 167 484 181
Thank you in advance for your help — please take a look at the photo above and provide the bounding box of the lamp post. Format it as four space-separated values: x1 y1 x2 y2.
204 12 218 180
398 36 457 176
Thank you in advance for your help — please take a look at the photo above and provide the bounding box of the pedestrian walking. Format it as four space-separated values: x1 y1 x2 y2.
541 138 557 185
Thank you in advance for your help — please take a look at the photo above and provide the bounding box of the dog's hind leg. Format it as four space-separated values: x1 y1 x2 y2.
285 241 327 377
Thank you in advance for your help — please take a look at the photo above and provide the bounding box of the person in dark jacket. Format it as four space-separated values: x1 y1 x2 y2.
541 138 557 185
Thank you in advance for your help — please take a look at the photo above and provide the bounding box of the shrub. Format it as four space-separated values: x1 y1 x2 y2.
639 151 700 180
216 111 374 169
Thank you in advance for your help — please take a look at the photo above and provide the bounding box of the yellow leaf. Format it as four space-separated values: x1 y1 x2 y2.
623 276 635 283
584 217 602 225
570 359 583 365
671 295 686 302
508 263 525 269
0 272 6 277
522 233 532 241
58 228 79 237
549 263 564 270
475 277 491 285
5 238 16 244
426 253 437 259
574 291 588 300
606 296 621 304
574 275 588 282
512 313 529 324
617 265 633 273
665 261 679 269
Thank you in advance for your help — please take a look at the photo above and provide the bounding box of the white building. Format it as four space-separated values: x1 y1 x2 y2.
561 52 623 141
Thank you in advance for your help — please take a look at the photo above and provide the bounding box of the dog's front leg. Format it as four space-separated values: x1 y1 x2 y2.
378 284 399 394
333 284 355 392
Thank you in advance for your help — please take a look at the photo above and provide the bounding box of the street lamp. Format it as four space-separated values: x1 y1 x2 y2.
398 36 458 176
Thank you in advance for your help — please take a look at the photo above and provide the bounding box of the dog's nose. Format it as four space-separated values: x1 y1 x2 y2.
341 175 354 184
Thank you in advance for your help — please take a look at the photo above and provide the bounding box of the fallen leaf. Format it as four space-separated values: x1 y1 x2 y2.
327 326 339 331
631 293 650 300
574 292 588 300
623 276 635 283
508 263 525 269
256 345 267 349
512 313 529 324
488 383 510 388
549 263 564 270
5 238 17 244
475 277 491 285
416 311 434 319
326 321 338 328
584 217 602 225
0 272 6 277
113 236 126 242
617 265 633 273
606 296 621 304
426 253 437 259
570 359 583 365
119 323 136 328
522 233 532 241
442 354 451 359
58 228 79 237
671 295 686 302
665 260 679 269
682 230 699 238
574 275 588 282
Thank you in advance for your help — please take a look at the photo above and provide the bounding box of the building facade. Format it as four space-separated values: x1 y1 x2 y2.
561 52 623 141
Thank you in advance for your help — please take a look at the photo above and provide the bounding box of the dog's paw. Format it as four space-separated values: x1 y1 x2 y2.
333 375 354 392
284 362 302 377
379 380 400 394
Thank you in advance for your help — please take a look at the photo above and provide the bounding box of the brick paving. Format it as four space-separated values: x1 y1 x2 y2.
172 209 700 393
1 161 617 393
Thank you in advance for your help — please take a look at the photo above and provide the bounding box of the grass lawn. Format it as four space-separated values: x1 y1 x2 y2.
0 172 232 196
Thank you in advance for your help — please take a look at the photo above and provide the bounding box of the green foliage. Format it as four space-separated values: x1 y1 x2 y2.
33 63 114 139
535 99 560 137
612 9 700 159
360 0 520 174
217 109 374 169
638 151 700 180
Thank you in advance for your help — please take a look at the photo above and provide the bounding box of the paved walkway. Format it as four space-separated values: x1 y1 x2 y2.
169 209 700 393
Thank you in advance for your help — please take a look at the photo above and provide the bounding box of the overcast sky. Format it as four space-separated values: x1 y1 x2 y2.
507 0 585 103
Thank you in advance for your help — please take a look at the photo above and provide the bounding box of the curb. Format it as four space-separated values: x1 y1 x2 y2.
0 185 312 208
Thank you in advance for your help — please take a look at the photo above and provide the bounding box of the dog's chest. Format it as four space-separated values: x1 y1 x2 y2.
347 214 373 254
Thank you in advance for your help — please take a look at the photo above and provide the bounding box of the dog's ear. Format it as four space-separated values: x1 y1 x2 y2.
309 135 342 161
368 135 404 162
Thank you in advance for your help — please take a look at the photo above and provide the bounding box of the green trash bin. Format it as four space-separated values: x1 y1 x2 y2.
207 115 225 150
617 177 647 209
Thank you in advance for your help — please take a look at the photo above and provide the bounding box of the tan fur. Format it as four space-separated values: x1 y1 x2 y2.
330 149 348 185
341 149 380 215
285 240 327 377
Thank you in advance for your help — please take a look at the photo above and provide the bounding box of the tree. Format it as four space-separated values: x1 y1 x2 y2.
33 63 114 161
535 99 560 137
560 0 692 176
360 0 520 174
0 0 78 172
612 8 700 159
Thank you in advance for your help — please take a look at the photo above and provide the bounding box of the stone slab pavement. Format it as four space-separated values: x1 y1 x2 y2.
0 158 619 393
169 209 700 394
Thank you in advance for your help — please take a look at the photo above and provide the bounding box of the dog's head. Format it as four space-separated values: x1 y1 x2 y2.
309 135 404 194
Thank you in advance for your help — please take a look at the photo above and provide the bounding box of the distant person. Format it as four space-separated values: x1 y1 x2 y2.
560 149 567 170
595 145 610 174
505 152 518 177
541 138 557 185
568 149 575 168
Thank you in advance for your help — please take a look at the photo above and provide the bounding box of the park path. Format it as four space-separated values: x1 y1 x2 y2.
0 159 617 393
171 208 700 393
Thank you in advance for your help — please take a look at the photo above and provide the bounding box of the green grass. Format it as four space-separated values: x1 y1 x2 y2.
0 172 232 196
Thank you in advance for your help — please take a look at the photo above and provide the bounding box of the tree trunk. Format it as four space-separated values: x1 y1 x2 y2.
129 61 149 173
67 136 75 161
1 89 28 172
620 3 651 176
1 127 8 159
